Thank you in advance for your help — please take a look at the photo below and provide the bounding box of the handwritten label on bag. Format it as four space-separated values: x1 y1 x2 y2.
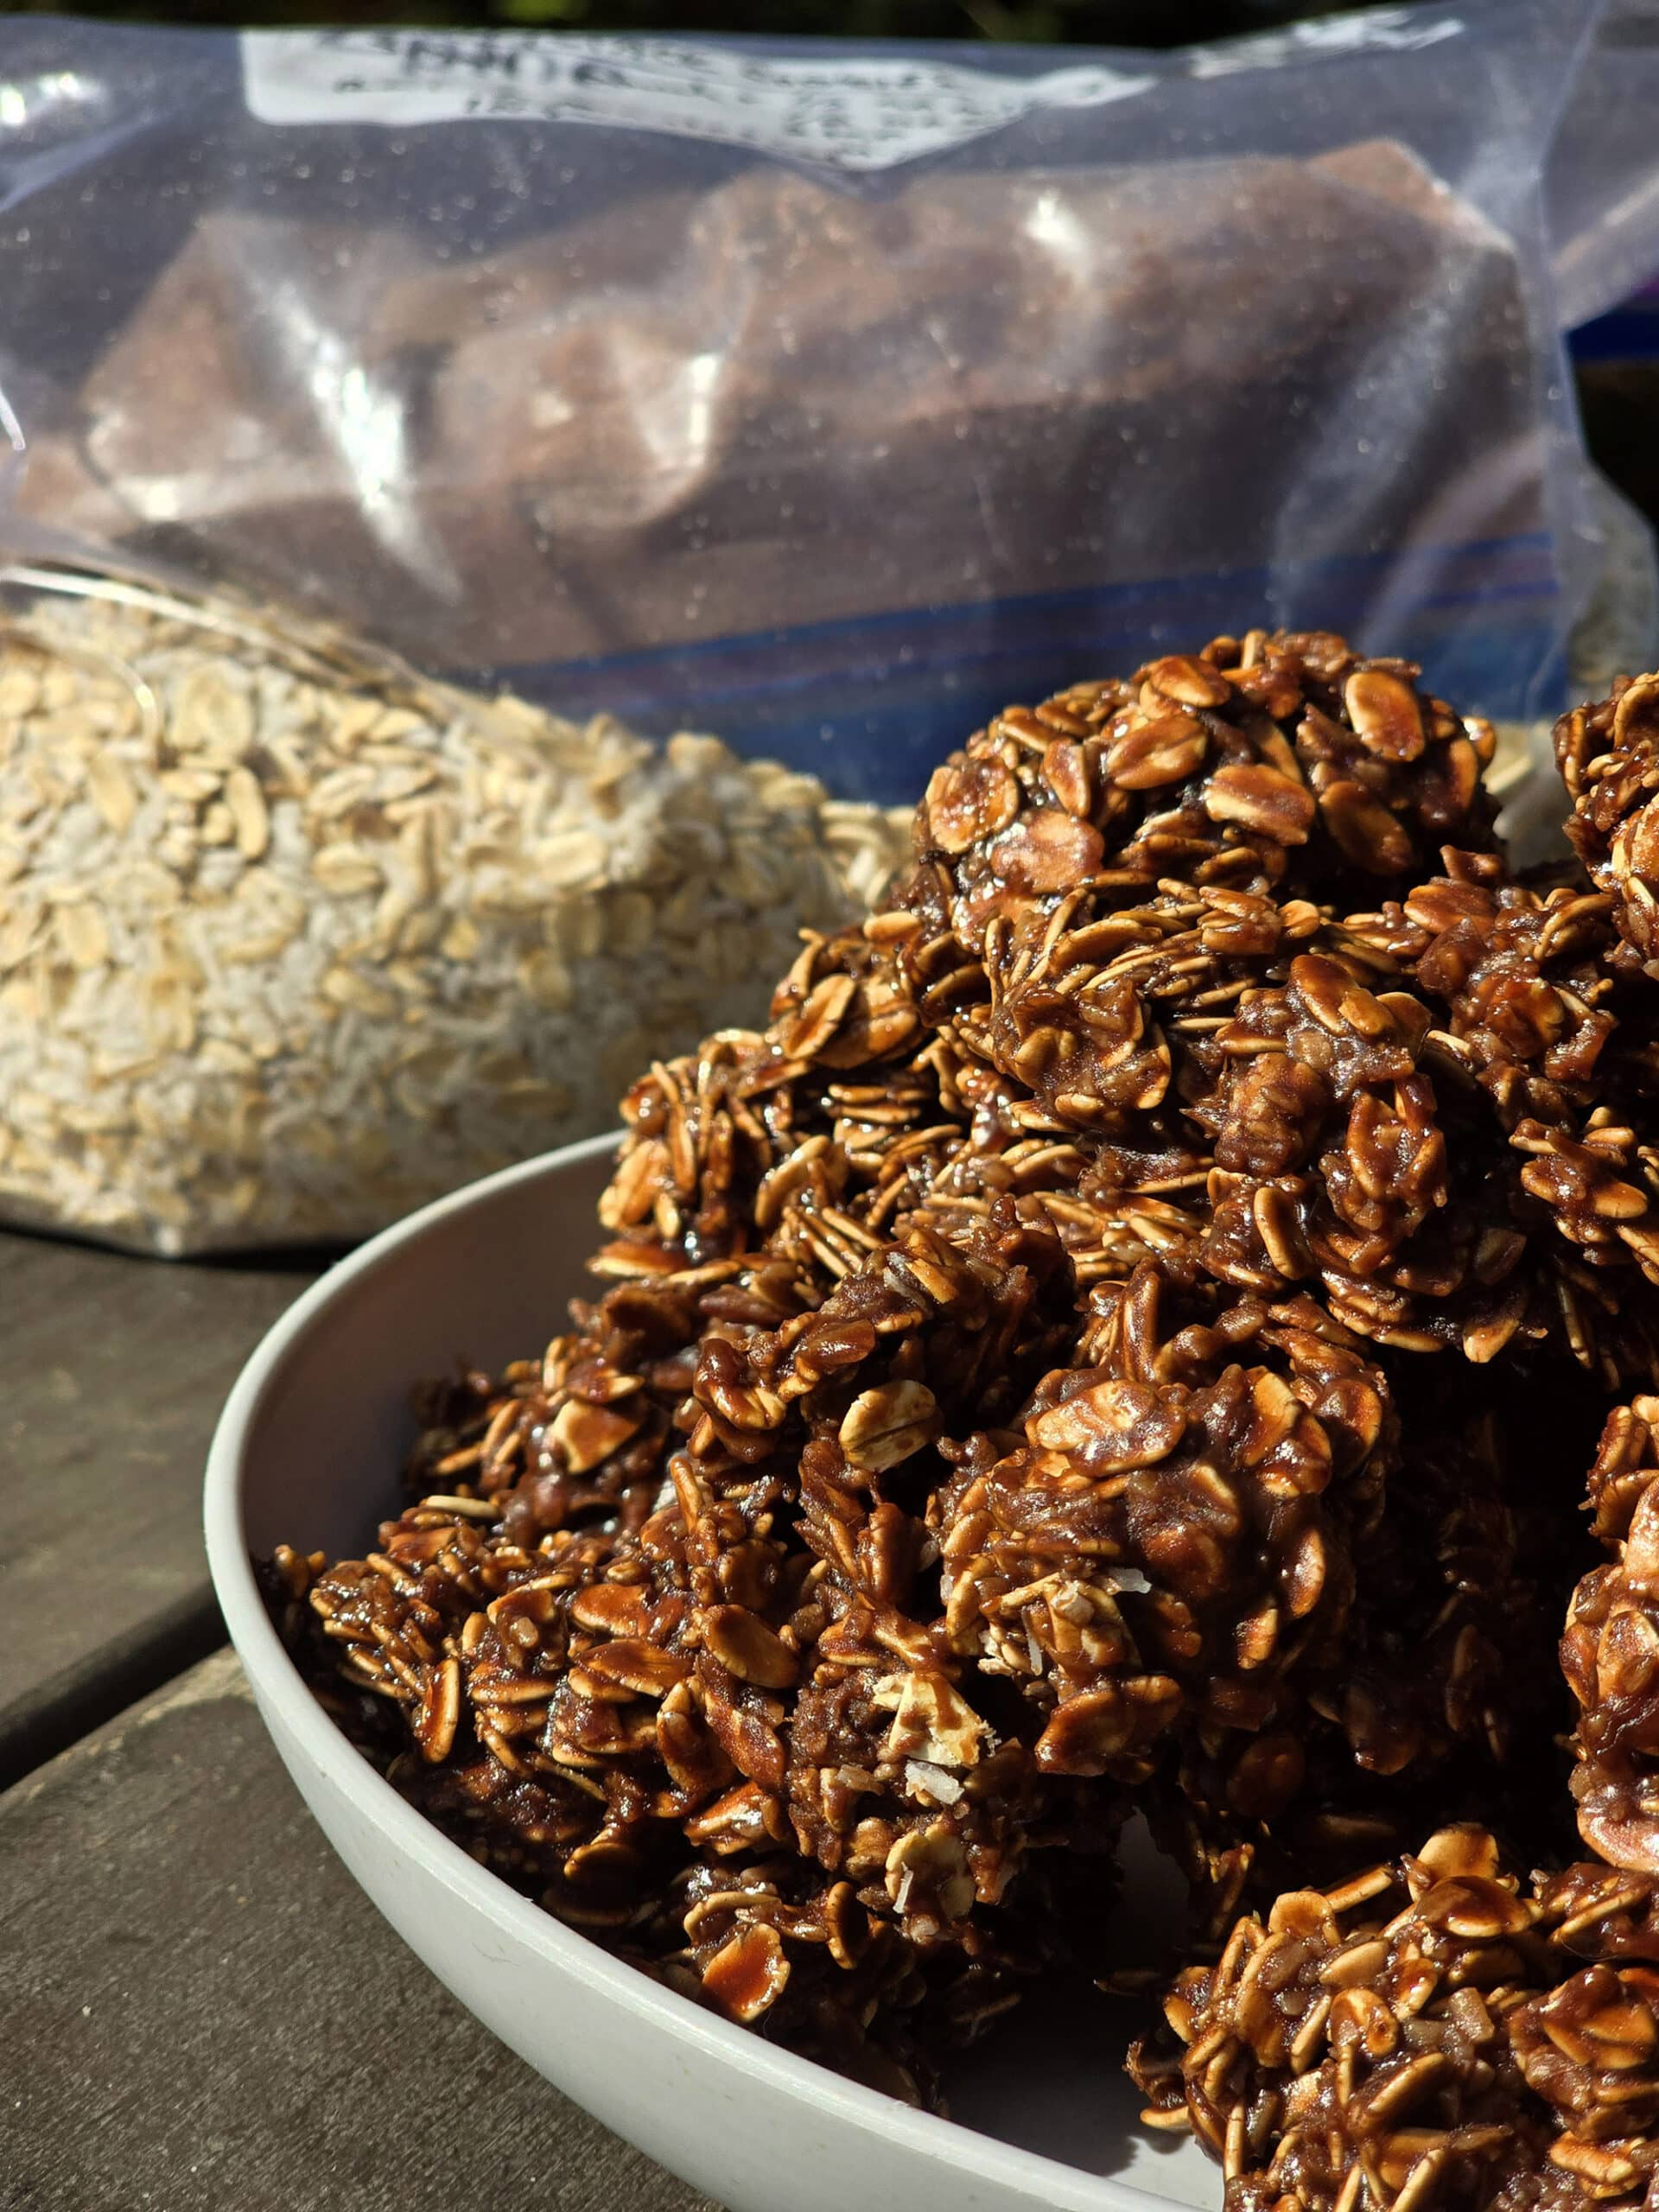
241 32 1155 166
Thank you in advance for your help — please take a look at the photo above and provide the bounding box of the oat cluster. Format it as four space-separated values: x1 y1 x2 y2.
1131 1826 1659 2212
268 632 1659 2182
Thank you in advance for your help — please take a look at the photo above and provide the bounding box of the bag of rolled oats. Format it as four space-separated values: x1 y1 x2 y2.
0 2 1656 1253
0 567 908 1252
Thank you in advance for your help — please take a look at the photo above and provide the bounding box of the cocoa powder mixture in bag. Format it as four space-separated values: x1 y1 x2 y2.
59 144 1534 680
1 7 1619 791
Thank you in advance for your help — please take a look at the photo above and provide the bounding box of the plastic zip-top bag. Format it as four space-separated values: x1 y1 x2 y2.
0 1 1649 801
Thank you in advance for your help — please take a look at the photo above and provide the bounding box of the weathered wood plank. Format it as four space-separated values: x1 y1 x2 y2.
0 1229 315 1780
1 1649 718 2212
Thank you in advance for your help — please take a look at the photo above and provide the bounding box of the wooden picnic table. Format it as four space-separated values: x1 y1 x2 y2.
0 1229 714 2212
0 1226 314 1787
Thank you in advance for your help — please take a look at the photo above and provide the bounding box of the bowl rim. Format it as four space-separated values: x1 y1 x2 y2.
203 1133 1173 2212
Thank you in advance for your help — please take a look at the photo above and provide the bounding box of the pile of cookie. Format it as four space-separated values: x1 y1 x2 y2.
267 632 1659 2191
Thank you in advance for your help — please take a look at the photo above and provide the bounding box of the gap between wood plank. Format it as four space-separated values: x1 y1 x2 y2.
0 1588 228 1794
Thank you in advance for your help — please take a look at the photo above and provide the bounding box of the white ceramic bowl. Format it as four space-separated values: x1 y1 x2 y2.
205 1134 1214 2212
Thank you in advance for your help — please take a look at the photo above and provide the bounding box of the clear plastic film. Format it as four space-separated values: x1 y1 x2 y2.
1548 0 1659 334
0 1 1650 800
